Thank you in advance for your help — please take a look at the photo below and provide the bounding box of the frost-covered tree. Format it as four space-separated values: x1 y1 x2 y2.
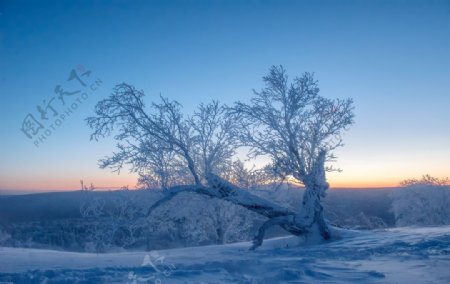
0 227 10 244
87 84 200 185
148 193 256 247
392 175 450 226
229 65 354 247
143 66 354 249
135 138 192 190
87 66 354 249
87 84 238 187
221 160 275 189
80 184 144 251
343 212 387 230
400 174 449 187
189 100 238 182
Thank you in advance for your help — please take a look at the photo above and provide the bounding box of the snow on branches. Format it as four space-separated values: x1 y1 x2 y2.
87 84 238 187
229 65 354 183
87 66 355 249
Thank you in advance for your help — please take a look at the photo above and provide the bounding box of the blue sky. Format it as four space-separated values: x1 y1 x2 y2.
1 0 449 190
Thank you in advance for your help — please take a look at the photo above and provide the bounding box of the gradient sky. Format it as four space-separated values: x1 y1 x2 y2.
0 0 449 191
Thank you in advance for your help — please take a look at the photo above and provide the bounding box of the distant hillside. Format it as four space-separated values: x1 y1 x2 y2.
0 191 85 224
0 188 397 226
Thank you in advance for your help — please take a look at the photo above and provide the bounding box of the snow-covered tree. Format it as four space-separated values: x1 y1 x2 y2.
229 65 354 247
87 84 200 185
87 84 238 187
400 174 449 187
148 193 256 247
392 175 450 226
343 212 387 230
0 227 10 244
189 100 238 182
143 67 354 249
88 66 354 249
135 138 192 190
80 183 145 251
222 160 275 189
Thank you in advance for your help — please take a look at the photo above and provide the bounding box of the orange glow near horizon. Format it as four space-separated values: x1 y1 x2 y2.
328 179 399 188
0 175 139 192
1 163 448 192
0 175 405 192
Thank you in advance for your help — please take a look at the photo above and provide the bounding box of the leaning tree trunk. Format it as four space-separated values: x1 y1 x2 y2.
146 151 331 250
295 150 331 241
250 150 331 249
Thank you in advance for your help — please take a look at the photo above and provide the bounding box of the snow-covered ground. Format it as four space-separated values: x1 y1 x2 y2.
0 226 449 283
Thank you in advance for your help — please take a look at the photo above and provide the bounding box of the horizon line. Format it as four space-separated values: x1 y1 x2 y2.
0 185 403 195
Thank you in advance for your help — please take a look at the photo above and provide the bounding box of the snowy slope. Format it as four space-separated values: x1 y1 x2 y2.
0 226 449 283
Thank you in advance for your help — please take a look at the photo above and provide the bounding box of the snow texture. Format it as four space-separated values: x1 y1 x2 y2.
1 226 449 283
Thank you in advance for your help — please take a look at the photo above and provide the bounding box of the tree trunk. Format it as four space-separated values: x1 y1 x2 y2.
295 150 330 240
251 150 331 248
183 149 201 185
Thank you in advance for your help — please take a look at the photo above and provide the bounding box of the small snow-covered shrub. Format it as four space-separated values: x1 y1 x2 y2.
392 178 450 226
80 188 152 252
147 192 259 248
343 212 387 230
79 188 259 251
0 226 11 244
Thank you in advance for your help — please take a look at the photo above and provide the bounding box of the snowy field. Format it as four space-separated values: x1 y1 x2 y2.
0 226 449 283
